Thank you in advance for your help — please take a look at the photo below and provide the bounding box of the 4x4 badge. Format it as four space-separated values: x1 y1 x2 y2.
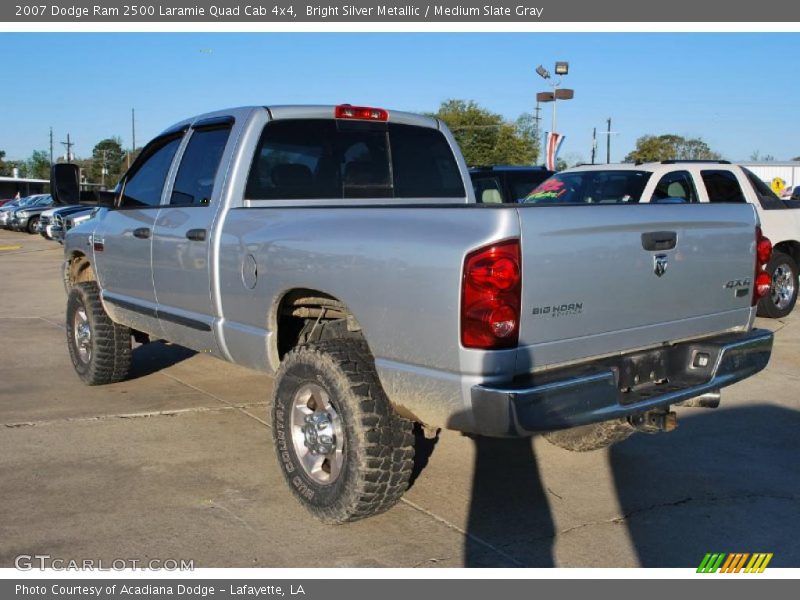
654 254 668 277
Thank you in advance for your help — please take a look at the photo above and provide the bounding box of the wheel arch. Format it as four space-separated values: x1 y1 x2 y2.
772 240 800 266
63 251 97 292
270 287 365 368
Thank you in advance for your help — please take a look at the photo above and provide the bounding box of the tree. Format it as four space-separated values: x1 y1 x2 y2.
624 134 722 163
90 137 125 186
433 100 537 166
750 150 775 162
25 150 51 180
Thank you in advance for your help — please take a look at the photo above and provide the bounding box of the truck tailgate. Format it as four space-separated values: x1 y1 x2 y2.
515 203 758 373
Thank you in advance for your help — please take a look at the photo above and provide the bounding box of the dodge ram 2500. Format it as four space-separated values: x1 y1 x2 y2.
52 104 774 523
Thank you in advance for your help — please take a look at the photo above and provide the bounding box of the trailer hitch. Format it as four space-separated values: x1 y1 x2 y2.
629 408 677 433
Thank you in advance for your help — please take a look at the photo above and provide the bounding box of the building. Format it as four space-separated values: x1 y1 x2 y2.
0 176 49 199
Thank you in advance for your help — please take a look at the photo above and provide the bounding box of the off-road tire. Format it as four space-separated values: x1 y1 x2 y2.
66 281 133 385
26 216 39 234
757 251 798 319
544 419 634 452
271 339 415 524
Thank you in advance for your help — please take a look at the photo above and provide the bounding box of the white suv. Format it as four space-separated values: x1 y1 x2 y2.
526 160 800 318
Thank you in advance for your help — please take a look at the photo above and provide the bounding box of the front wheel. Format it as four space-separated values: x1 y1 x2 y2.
757 251 798 318
66 282 133 385
271 339 414 524
26 216 39 234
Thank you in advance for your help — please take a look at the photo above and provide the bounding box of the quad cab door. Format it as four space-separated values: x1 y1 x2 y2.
151 117 234 354
92 131 185 338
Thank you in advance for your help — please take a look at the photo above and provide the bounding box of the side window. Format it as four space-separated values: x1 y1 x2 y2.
701 170 746 203
651 170 698 203
742 168 785 210
472 176 504 204
120 136 182 208
170 127 231 206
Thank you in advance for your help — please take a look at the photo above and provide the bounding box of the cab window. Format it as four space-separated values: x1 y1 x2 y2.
651 170 698 203
119 135 183 208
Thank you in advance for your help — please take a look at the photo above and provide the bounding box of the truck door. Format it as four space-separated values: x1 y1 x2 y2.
93 131 185 337
150 118 234 353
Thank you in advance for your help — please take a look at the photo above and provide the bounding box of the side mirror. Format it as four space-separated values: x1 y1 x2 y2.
89 190 117 208
50 163 80 206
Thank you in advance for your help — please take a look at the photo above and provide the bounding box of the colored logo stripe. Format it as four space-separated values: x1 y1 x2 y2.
697 552 772 573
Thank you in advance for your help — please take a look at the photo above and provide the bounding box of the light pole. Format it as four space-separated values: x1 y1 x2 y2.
536 62 573 135
536 62 574 168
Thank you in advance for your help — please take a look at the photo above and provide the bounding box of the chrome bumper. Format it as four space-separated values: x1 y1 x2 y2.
471 328 773 436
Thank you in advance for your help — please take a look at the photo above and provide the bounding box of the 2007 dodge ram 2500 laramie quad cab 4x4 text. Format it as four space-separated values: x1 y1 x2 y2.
51 104 774 523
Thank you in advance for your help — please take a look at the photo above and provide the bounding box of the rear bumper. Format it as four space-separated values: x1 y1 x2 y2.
470 328 773 436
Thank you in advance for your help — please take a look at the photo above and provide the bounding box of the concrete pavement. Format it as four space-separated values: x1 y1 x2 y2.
1 230 798 568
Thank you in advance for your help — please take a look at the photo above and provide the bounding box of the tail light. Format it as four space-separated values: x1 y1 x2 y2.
461 239 522 349
335 104 389 121
753 226 772 305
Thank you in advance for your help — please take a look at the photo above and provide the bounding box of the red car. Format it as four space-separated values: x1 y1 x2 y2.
0 198 15 207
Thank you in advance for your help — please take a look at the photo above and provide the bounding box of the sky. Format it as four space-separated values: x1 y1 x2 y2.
1 32 799 164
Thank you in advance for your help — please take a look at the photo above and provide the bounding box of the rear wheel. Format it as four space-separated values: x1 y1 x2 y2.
66 282 132 385
757 251 798 318
26 216 39 234
544 419 634 452
271 339 414 523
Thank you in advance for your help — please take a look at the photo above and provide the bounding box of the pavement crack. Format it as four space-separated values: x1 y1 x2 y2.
3 403 269 429
158 371 271 428
399 497 524 567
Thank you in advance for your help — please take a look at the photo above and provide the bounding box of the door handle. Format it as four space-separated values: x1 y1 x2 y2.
186 228 207 242
641 231 677 251
133 227 151 239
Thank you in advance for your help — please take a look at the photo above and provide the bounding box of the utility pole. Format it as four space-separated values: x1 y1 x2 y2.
61 134 75 162
606 118 612 164
101 149 108 186
533 101 542 164
49 127 54 165
591 127 597 165
131 108 136 155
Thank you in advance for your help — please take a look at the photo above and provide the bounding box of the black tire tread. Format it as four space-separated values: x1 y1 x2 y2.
272 339 414 523
757 251 798 319
66 282 132 385
544 418 634 452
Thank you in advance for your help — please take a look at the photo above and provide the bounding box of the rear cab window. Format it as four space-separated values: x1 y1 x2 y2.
523 170 652 204
742 168 786 210
700 170 746 203
245 119 465 200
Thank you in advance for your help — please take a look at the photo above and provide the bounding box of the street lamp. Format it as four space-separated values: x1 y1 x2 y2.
535 61 574 136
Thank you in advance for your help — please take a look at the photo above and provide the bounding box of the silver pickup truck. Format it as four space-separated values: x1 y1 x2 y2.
52 104 774 523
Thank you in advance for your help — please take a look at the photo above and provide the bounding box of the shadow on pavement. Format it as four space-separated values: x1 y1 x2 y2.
128 341 196 380
463 436 555 567
609 404 800 567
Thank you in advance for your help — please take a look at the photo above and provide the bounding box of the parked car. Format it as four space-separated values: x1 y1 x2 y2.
0 197 31 228
469 165 554 204
1 195 48 229
0 198 15 207
37 205 87 240
54 105 772 523
51 207 97 243
9 194 54 233
525 160 800 318
791 186 800 201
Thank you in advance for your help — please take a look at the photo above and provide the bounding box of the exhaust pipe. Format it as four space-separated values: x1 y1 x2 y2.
676 391 721 408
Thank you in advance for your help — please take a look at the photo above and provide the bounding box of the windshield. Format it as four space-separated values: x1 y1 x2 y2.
524 170 653 204
505 171 553 203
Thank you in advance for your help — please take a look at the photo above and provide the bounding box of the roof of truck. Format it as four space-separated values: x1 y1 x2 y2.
158 105 440 137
